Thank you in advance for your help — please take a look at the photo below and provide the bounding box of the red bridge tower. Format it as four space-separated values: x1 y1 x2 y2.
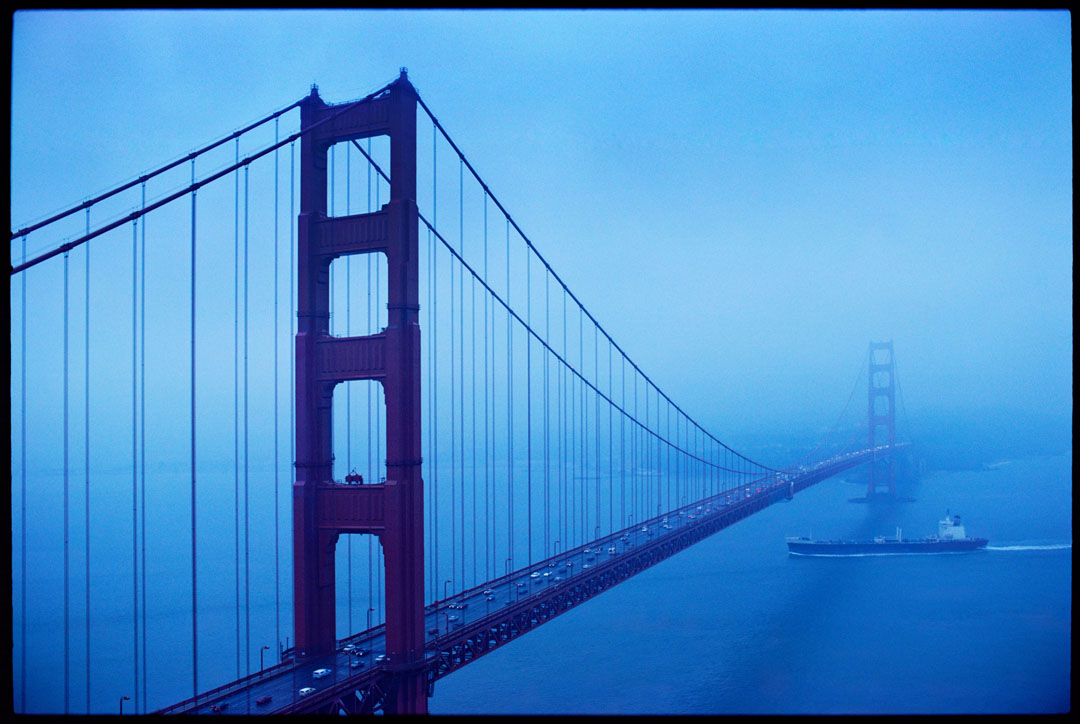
293 70 426 713
866 340 896 498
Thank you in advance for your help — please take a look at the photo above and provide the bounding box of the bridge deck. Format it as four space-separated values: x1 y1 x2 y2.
158 446 895 714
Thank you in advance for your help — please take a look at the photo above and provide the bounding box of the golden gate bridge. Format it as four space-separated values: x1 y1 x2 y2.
10 69 909 714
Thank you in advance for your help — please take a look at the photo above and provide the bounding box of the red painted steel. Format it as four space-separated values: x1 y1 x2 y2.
293 70 427 713
866 341 896 497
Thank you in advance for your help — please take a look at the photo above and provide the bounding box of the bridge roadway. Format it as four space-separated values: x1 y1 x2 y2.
158 446 896 714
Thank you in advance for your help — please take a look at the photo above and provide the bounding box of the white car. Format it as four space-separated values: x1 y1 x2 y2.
299 687 316 697
529 572 540 579
375 654 390 664
313 668 332 679
343 644 357 653
608 546 617 554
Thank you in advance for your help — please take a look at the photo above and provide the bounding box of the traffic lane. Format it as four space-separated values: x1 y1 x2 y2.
197 632 391 714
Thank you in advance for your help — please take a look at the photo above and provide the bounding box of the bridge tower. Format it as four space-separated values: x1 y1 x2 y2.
866 340 896 498
293 70 426 713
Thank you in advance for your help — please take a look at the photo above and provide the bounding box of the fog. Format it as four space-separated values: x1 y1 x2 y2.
12 10 1070 458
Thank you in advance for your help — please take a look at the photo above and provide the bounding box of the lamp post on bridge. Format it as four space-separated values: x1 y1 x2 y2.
260 645 271 675
367 607 375 631
120 696 130 715
444 579 453 601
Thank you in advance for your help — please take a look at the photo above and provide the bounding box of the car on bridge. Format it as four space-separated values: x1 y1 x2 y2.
299 687 315 697
375 654 390 664
313 668 332 679
255 695 272 706
351 658 364 669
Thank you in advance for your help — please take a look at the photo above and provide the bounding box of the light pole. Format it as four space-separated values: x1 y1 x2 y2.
367 607 375 631
444 579 453 601
260 645 270 675
120 696 130 715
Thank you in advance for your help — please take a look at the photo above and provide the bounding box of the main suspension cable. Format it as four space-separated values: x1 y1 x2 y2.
10 98 304 242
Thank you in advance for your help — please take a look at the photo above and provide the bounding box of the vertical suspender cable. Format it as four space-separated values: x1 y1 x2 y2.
471 216 477 589
288 141 295 659
374 158 381 623
562 289 567 550
425 225 431 599
506 218 513 569
346 141 352 631
84 210 91 713
544 270 549 556
287 141 295 665
190 158 199 699
130 217 139 713
579 307 584 542
483 193 489 582
458 158 464 590
608 340 612 535
459 162 465 589
594 325 599 538
139 183 147 712
369 140 375 613
20 236 27 712
273 120 280 652
64 246 70 714
526 245 532 566
243 163 251 675
232 139 241 679
367 140 375 613
425 126 434 600
450 230 456 594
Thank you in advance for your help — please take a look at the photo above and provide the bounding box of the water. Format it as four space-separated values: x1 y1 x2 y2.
12 446 1070 714
427 451 1071 714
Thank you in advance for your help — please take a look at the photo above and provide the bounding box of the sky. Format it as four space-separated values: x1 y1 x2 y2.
10 8 1073 447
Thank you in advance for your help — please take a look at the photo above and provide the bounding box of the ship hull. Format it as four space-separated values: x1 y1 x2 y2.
787 538 988 556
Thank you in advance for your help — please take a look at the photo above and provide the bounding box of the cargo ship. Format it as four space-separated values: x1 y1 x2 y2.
786 513 988 556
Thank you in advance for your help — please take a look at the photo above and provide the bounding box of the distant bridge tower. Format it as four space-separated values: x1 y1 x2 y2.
293 70 426 713
866 340 896 498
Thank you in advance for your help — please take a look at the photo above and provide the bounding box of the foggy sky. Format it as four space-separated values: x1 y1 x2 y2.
11 9 1072 445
